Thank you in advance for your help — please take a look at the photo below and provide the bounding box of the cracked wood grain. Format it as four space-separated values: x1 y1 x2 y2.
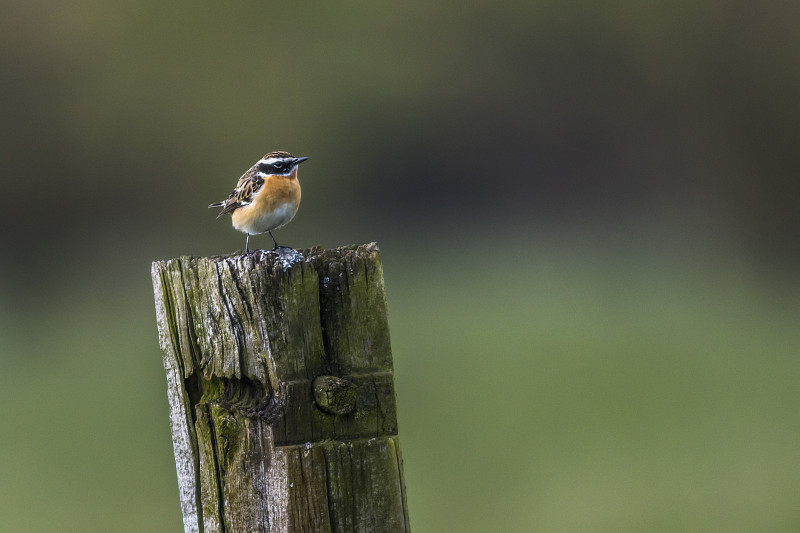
152 243 409 532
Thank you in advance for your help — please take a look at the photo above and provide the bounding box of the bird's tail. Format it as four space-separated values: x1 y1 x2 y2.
208 201 225 208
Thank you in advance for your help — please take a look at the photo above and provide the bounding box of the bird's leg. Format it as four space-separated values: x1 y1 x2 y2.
269 231 279 250
245 234 251 255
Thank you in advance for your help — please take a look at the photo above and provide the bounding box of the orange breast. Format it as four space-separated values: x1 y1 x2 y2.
231 169 301 234
254 171 301 212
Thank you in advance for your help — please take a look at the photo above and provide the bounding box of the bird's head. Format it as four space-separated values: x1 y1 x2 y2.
256 151 309 176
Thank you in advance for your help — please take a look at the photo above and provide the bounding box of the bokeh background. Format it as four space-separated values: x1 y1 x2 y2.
2 1 799 531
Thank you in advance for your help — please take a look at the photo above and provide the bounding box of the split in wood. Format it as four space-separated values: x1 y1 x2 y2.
152 243 410 532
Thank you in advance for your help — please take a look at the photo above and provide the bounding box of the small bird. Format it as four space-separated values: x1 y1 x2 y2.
209 151 308 253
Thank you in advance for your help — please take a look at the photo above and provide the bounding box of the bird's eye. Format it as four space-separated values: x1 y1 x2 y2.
274 161 284 169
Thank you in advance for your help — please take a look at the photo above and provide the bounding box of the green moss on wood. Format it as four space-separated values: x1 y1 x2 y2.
313 375 358 415
211 405 242 471
198 375 283 420
152 243 409 532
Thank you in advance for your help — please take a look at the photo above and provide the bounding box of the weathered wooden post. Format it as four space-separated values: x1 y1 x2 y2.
151 243 409 532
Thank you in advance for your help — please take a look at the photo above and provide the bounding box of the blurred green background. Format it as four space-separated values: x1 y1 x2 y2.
2 1 799 531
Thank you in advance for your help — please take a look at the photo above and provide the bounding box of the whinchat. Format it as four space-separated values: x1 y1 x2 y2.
209 151 308 254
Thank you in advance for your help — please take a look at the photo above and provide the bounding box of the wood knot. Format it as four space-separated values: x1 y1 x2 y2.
198 376 284 421
313 375 357 415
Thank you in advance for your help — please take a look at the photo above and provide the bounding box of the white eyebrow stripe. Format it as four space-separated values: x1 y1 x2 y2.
260 157 281 165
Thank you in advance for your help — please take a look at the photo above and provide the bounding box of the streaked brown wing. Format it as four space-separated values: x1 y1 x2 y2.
233 172 265 203
217 171 265 216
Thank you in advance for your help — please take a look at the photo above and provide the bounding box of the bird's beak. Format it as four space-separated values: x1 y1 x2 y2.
293 157 309 166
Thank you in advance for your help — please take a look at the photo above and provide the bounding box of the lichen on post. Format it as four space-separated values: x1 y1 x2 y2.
151 243 409 533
